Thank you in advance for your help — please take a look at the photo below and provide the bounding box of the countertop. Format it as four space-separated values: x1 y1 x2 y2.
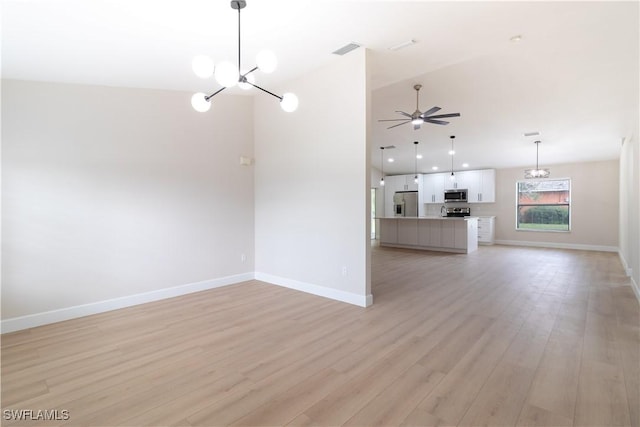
377 216 479 221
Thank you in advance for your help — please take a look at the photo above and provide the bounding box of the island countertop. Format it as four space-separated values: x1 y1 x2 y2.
378 217 478 253
377 216 479 221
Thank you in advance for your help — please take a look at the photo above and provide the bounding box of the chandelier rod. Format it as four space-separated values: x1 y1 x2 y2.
246 81 283 101
205 87 225 101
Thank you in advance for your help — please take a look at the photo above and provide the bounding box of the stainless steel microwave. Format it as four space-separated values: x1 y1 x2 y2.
444 189 468 203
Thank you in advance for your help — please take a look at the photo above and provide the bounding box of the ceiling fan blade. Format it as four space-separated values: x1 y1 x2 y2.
420 106 441 117
379 118 413 122
387 120 411 129
425 112 461 119
423 119 449 125
395 110 412 119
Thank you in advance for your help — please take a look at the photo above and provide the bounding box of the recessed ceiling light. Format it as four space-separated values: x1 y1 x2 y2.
432 166 439 171
416 154 423 159
510 35 523 43
388 158 394 163
462 163 469 168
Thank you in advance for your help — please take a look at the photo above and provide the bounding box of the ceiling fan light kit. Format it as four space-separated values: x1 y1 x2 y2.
379 84 460 130
190 0 298 113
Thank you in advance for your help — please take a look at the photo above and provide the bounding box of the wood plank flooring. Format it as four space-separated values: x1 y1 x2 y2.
1 244 638 426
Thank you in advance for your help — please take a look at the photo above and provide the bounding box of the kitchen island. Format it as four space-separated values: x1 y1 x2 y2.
379 216 479 254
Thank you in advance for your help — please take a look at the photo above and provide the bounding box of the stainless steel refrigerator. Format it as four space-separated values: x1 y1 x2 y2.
393 191 418 217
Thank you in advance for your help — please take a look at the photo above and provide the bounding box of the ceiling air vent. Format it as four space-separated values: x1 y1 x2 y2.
332 43 361 56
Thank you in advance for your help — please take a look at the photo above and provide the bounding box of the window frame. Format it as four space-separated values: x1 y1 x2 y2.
515 178 572 232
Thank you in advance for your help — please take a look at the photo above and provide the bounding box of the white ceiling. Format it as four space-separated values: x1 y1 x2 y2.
3 1 639 175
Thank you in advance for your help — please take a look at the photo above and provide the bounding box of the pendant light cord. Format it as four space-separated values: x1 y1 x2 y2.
414 141 418 178
450 136 455 177
237 6 241 75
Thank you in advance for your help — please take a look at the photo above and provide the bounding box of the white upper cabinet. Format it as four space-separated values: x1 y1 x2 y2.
422 173 445 204
447 171 470 190
423 169 496 204
400 174 419 191
467 169 495 203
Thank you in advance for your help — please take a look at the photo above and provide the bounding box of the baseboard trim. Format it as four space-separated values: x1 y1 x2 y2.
255 272 372 308
1 273 255 334
495 240 618 253
619 251 640 303
630 277 640 304
618 250 634 277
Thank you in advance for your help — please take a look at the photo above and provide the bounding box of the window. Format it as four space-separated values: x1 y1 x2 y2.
516 179 570 231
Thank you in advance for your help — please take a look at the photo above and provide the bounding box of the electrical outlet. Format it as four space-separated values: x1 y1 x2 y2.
342 266 348 276
241 254 246 262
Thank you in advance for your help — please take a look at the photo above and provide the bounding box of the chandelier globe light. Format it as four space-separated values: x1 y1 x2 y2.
190 0 298 113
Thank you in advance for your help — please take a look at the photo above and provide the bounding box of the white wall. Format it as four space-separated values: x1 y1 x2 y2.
619 134 640 297
490 160 619 250
254 49 372 306
1 80 255 326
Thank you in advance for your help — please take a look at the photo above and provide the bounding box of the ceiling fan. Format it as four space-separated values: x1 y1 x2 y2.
379 84 460 130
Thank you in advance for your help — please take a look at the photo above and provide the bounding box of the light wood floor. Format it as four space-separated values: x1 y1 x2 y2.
2 244 639 426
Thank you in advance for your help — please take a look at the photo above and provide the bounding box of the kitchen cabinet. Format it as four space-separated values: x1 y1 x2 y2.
423 169 496 204
397 219 419 245
444 171 469 190
477 216 495 244
422 173 445 204
398 174 419 191
466 169 496 203
379 219 398 244
418 219 441 247
379 217 478 254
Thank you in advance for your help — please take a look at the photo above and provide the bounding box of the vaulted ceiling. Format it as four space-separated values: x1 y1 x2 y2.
3 1 638 174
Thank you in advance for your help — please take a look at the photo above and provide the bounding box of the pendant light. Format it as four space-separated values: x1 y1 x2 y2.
449 135 456 181
191 1 298 113
525 140 550 178
414 141 419 183
379 147 385 186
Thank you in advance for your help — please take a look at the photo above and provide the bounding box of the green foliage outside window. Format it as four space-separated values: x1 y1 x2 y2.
516 179 571 232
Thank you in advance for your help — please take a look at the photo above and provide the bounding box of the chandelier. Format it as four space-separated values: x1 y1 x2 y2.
524 140 550 178
190 1 298 113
